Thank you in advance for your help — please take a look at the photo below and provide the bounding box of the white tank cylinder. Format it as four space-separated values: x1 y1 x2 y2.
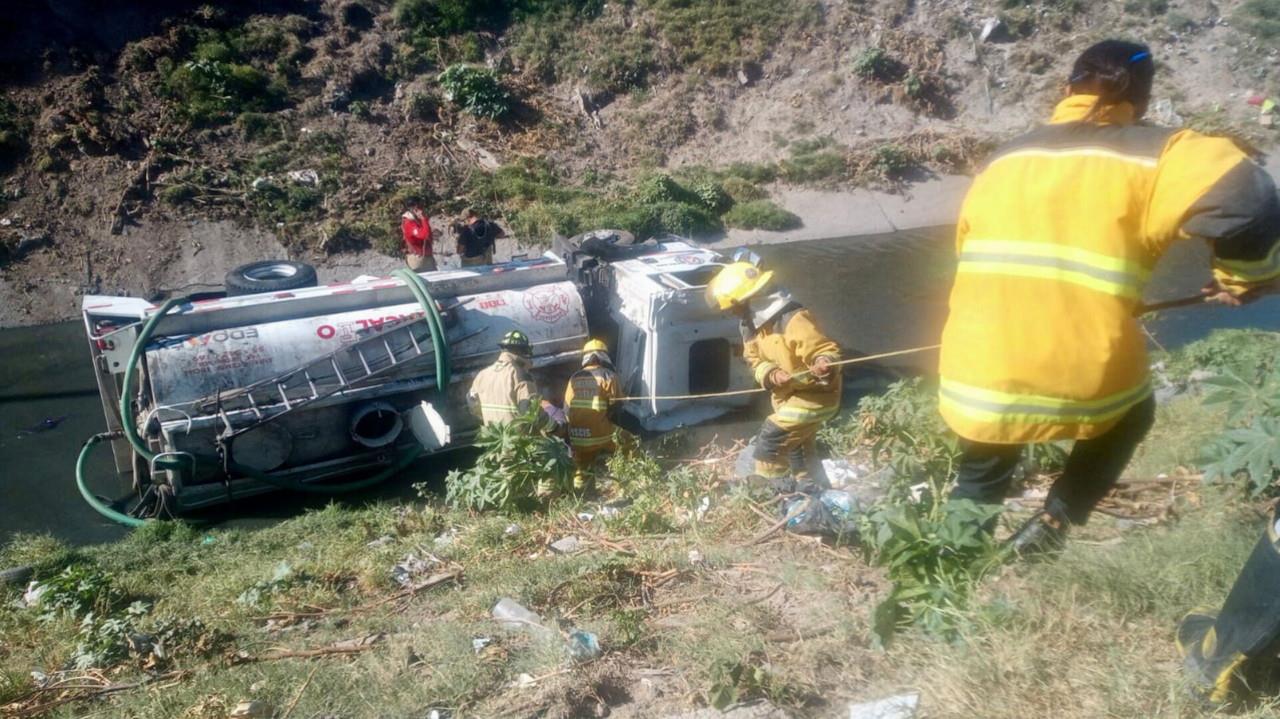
145 281 587 406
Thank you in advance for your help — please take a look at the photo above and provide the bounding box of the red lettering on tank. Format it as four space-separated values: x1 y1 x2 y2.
478 297 508 310
317 325 336 339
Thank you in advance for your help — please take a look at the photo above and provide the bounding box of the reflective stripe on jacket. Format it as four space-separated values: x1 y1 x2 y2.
744 307 841 430
564 364 619 447
466 351 538 425
940 95 1280 443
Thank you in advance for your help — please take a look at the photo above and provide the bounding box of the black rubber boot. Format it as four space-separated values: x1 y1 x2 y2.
1175 509 1280 705
1003 512 1067 559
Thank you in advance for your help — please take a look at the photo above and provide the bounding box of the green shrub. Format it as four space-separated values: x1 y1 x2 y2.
691 178 732 212
779 150 846 184
721 175 766 202
722 200 799 231
872 144 913 180
164 58 286 125
160 183 198 205
0 97 30 168
1123 0 1168 14
442 407 572 511
235 111 284 142
1192 331 1280 495
853 47 904 81
1237 0 1280 41
723 161 778 184
439 64 511 119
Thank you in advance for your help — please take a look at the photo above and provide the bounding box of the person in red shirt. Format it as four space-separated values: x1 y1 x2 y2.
401 199 435 271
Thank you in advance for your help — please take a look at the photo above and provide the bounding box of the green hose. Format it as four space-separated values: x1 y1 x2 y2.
393 268 451 389
77 433 148 528
82 271 451 525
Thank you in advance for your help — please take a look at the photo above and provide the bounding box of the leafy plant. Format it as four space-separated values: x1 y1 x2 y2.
439 64 511 119
861 499 1002 644
1200 355 1280 495
30 565 125 621
1236 0 1280 40
853 47 904 82
0 97 30 168
706 652 813 710
442 406 572 511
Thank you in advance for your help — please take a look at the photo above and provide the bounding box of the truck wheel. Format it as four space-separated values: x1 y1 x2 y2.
224 261 318 296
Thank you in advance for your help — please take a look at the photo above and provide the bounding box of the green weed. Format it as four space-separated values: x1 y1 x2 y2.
439 64 512 119
722 200 801 231
1237 0 1280 40
438 407 573 511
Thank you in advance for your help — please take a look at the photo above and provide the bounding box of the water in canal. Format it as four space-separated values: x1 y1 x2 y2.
2 228 1276 545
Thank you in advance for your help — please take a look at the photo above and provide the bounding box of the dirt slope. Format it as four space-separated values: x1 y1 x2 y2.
0 0 1275 327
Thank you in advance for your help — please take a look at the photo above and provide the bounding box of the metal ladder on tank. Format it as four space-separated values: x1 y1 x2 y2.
198 317 479 442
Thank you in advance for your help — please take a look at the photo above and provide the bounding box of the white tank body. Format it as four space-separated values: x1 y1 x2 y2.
145 281 587 406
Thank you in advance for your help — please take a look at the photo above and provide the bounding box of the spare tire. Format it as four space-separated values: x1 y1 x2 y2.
225 260 318 297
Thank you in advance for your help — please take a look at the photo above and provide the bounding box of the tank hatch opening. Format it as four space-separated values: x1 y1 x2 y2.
688 338 731 395
350 402 404 448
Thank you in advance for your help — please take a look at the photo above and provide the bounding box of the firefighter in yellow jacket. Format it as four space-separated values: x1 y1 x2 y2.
467 330 540 425
707 262 841 479
940 39 1280 556
564 339 621 492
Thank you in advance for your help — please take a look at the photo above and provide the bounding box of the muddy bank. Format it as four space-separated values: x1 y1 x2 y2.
0 175 972 329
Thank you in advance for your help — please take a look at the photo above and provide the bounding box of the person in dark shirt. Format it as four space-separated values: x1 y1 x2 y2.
454 208 504 267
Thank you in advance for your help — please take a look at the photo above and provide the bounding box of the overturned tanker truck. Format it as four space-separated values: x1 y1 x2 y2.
78 232 756 519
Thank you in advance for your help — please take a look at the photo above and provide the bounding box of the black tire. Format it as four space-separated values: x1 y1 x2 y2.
224 260 318 297
0 565 34 587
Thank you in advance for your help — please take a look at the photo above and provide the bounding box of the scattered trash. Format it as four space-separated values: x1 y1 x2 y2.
503 523 522 537
978 17 1003 43
822 458 861 489
250 177 273 191
229 700 275 719
695 496 712 521
17 416 68 437
391 553 438 588
1150 98 1183 127
549 536 581 554
514 672 537 689
433 530 456 548
1261 114 1275 127
0 217 10 226
688 549 704 565
366 535 395 549
598 504 625 520
848 692 920 719
567 629 602 661
577 512 595 522
472 637 492 653
14 233 49 258
492 598 550 635
201 535 217 546
1264 99 1277 115
22 581 47 608
784 490 860 536
286 168 320 186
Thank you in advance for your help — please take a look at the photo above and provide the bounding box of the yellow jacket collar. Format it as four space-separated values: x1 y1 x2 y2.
1049 95 1136 125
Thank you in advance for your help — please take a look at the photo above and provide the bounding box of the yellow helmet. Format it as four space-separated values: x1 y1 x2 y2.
706 262 774 310
582 338 608 354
